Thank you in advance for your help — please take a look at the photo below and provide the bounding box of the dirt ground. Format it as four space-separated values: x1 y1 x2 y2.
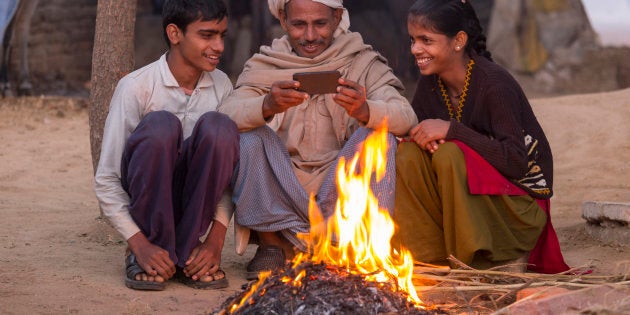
0 87 628 314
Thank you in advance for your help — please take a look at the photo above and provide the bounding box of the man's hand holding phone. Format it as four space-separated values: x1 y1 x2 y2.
262 80 308 118
333 78 370 124
262 71 370 124
292 70 369 123
263 71 340 118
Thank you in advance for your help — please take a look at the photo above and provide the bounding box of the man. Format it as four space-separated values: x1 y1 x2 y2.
94 0 238 291
218 0 417 280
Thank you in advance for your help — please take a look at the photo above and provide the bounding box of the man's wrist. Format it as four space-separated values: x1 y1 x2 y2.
262 94 274 119
357 102 370 124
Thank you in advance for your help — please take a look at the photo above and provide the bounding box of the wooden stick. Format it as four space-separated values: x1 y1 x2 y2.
415 281 630 292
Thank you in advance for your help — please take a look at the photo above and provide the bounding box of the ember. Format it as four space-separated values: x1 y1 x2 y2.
213 261 439 315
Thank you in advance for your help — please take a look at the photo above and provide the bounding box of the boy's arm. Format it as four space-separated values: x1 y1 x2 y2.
93 79 143 241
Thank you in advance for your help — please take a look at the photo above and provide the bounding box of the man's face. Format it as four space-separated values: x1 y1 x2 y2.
280 0 342 58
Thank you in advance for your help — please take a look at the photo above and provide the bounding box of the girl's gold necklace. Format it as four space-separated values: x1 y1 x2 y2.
438 58 475 122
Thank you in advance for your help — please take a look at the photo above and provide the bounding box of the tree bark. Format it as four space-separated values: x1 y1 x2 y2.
89 0 137 174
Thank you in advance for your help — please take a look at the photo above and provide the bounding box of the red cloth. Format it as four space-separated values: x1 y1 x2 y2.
452 140 570 274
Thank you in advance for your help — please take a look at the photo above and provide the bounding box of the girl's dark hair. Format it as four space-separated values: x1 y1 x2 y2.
161 0 228 47
408 0 492 61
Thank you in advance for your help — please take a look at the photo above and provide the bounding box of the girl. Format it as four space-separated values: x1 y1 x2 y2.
394 0 569 273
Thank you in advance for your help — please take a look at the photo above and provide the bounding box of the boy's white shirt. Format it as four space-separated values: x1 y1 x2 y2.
94 53 240 251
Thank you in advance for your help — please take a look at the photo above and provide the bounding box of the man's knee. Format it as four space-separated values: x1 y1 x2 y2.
239 127 266 151
346 127 397 156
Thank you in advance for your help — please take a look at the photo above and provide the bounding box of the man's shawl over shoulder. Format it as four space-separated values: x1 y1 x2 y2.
236 32 395 90
226 31 416 137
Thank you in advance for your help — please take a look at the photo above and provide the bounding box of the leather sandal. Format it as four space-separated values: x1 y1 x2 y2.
124 253 166 291
175 268 228 290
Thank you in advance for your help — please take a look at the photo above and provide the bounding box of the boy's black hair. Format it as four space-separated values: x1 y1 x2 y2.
161 0 228 47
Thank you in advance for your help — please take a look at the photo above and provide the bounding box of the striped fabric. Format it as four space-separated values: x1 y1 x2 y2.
231 126 397 251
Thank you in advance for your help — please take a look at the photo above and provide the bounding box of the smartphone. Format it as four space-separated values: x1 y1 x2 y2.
293 70 341 95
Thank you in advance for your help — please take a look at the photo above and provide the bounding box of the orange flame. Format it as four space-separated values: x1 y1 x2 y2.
228 271 271 313
297 124 421 305
228 125 422 312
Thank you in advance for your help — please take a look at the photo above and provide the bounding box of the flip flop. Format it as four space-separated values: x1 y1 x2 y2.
175 268 229 290
124 253 166 291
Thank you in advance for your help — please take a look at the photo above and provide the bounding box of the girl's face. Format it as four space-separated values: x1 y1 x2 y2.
407 17 461 77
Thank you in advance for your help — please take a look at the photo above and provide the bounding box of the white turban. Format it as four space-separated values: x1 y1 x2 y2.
268 0 350 38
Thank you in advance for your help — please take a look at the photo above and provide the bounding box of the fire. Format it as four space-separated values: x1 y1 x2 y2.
296 124 421 305
228 125 422 312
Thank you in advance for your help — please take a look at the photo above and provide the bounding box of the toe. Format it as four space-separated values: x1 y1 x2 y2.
199 270 225 282
135 272 165 283
199 274 214 282
212 270 225 281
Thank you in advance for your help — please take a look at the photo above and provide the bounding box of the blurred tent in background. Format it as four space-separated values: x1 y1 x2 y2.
215 0 492 86
488 0 597 74
222 0 628 96
484 0 626 95
1 0 628 98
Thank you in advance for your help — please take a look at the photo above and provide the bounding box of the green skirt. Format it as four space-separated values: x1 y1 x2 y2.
392 142 546 268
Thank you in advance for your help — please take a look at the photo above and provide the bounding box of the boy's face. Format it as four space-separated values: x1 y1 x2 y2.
168 17 228 72
280 0 341 59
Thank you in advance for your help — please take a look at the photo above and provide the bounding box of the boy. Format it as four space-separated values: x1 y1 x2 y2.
94 0 238 290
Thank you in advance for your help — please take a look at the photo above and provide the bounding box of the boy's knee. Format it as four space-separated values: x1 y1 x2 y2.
197 112 239 143
134 111 181 148
198 112 237 132
144 110 178 126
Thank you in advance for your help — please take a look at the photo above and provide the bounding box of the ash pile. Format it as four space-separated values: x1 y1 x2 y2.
213 261 442 315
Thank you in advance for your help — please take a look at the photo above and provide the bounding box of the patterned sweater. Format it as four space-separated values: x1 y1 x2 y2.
411 54 553 199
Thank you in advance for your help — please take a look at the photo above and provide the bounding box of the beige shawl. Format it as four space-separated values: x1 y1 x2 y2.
232 32 408 193
236 32 390 91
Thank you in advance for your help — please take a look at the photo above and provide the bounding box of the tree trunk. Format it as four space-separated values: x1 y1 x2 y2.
89 0 137 174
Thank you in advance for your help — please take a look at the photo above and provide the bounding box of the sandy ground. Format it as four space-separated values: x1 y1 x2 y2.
0 88 629 314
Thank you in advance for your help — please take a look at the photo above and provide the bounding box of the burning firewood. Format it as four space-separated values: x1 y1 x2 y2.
212 261 442 315
212 126 440 314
